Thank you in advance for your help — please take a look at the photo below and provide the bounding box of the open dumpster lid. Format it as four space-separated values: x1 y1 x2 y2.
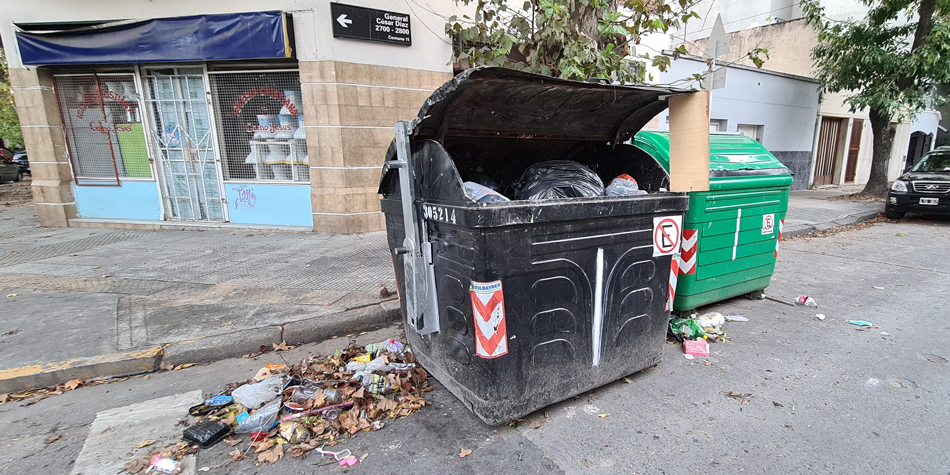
409 67 695 144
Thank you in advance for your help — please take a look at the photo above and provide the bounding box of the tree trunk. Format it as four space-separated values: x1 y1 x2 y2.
862 107 896 198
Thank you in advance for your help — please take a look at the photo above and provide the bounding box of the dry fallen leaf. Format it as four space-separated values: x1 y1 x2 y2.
125 456 151 474
224 438 242 447
258 445 283 464
63 379 84 391
173 363 196 371
5 293 19 298
159 362 173 371
243 345 269 358
44 434 61 444
273 341 295 352
133 439 157 449
101 274 112 278
0 394 8 404
459 448 472 458
229 449 245 462
254 438 276 453
93 266 101 269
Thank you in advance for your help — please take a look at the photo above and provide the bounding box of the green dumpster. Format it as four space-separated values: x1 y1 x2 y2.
633 131 793 313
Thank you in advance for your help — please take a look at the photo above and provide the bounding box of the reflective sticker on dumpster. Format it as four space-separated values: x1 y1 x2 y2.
653 216 682 257
470 280 508 359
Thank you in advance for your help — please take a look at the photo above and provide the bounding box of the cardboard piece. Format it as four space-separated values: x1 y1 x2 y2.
668 91 710 192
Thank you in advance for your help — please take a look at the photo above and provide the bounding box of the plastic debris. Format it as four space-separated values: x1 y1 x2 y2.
234 398 281 434
696 312 725 332
365 338 404 355
816 314 826 321
463 182 510 203
683 340 710 357
880 332 890 336
849 320 873 326
182 420 231 448
512 160 605 200
146 455 182 474
231 375 286 409
187 338 428 468
605 174 648 196
723 315 748 322
670 318 705 340
796 295 818 307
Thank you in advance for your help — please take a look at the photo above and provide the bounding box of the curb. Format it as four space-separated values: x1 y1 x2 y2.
784 210 881 239
161 300 402 367
0 346 163 394
0 300 402 394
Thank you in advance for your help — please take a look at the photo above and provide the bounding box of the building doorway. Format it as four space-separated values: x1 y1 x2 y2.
143 67 226 221
814 117 843 186
844 119 863 183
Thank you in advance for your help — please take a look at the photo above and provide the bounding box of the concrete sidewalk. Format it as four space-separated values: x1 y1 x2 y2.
0 183 883 393
0 202 399 393
783 184 883 237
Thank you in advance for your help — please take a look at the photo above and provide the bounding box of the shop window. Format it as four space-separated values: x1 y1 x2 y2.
208 70 307 183
52 74 151 185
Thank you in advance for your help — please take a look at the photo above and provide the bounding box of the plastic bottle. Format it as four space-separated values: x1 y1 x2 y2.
605 174 648 196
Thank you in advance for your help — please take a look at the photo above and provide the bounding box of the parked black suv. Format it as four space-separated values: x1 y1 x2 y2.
886 149 950 219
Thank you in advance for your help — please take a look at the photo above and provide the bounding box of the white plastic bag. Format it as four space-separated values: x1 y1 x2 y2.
231 374 285 409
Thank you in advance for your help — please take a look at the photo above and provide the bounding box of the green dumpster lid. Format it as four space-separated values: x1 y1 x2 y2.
634 131 791 177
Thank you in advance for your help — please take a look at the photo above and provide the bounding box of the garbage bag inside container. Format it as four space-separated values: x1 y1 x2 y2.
378 136 672 204
511 160 605 200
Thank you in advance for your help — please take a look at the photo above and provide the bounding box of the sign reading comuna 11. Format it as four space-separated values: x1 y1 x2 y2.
330 3 412 46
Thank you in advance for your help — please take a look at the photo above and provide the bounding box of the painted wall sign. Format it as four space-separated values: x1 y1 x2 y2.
231 86 298 116
330 3 412 46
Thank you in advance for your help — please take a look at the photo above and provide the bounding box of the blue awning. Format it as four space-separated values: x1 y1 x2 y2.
16 11 292 65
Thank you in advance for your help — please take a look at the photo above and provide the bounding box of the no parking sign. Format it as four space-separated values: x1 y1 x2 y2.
653 216 682 257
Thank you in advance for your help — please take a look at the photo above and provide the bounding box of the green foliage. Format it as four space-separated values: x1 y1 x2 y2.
0 50 23 147
446 0 701 83
801 0 950 122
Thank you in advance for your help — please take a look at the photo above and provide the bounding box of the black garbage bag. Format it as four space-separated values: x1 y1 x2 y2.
512 160 605 200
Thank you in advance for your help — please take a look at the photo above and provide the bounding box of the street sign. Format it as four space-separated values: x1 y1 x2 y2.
705 14 731 58
653 215 682 257
330 3 412 46
702 66 727 90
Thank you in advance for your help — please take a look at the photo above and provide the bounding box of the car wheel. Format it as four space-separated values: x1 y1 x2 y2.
885 207 905 220
14 171 22 182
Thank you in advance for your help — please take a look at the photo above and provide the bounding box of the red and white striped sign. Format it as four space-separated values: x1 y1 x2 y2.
774 219 784 257
666 254 679 312
679 228 698 275
471 280 508 359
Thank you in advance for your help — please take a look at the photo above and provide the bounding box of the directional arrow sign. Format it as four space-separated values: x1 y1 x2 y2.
330 3 412 46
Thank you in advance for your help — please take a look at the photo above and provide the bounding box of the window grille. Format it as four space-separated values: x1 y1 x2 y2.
52 73 151 185
208 70 308 183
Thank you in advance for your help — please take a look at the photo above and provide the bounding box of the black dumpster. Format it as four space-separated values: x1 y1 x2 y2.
379 67 693 425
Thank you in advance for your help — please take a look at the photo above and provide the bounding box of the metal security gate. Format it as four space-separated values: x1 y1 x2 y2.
814 117 842 186
143 67 226 221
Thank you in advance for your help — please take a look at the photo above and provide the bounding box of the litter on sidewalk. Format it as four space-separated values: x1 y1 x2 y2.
179 337 429 467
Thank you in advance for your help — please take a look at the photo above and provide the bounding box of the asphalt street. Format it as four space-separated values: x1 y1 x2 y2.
1 215 948 474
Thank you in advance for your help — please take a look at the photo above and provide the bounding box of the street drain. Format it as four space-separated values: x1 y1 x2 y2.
920 353 948 364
